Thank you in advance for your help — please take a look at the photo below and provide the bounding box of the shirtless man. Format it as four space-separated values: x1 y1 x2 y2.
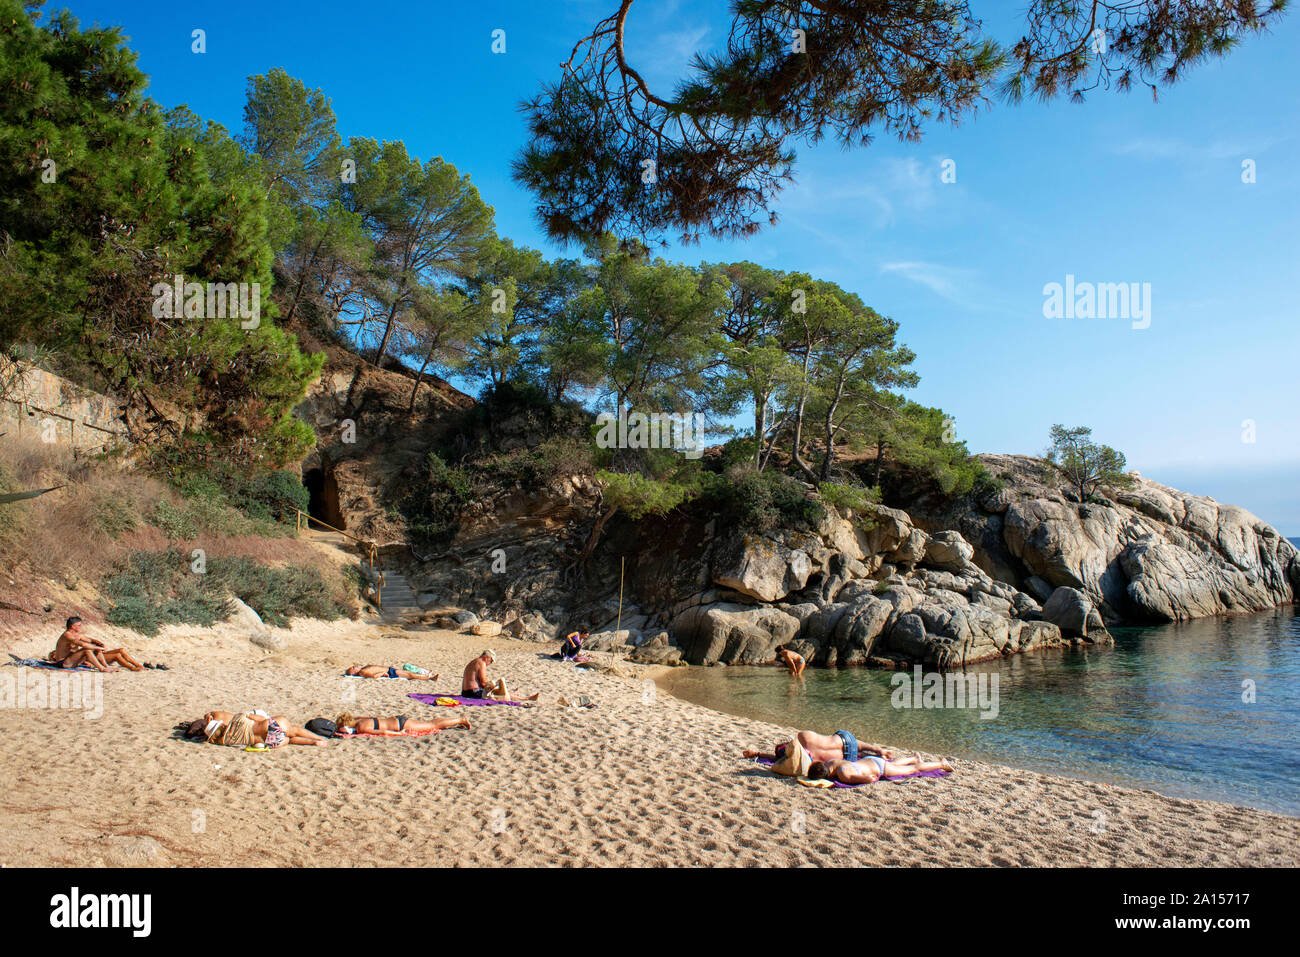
742 730 895 765
50 617 144 672
462 650 539 702
773 644 806 677
345 664 439 681
808 753 953 784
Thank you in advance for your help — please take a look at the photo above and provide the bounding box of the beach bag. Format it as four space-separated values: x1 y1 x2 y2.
472 621 502 637
306 718 338 738
770 739 812 777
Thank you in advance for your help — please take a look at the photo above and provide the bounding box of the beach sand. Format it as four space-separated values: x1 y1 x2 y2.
2 617 1296 868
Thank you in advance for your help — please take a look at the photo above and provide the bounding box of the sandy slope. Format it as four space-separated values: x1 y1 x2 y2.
1 618 1296 867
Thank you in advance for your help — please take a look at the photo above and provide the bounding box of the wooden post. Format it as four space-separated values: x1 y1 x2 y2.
612 556 625 668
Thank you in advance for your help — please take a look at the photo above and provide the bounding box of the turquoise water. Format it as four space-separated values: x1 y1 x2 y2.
657 604 1300 816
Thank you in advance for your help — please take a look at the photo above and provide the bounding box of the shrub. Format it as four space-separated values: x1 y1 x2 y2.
100 548 349 634
597 470 695 520
818 481 881 514
704 467 824 532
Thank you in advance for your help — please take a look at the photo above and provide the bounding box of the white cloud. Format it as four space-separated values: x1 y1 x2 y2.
879 260 977 302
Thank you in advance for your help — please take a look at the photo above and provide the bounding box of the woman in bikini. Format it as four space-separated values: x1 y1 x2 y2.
200 710 329 747
333 712 470 734
807 753 954 784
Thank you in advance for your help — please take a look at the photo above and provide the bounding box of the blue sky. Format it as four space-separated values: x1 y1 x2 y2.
56 0 1300 532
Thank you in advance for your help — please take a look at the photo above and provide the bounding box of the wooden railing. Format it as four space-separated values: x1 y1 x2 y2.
294 509 384 609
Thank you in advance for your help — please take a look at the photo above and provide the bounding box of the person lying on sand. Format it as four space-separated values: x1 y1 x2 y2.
743 730 894 764
808 753 954 784
345 664 439 681
198 710 329 747
334 712 470 734
462 650 539 702
50 616 144 672
773 644 806 677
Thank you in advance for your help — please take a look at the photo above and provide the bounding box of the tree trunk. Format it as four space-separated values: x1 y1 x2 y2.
580 504 619 563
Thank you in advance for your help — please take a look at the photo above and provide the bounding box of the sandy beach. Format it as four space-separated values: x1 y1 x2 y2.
1 617 1297 868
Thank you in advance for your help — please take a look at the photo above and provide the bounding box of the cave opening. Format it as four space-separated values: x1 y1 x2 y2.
302 466 346 531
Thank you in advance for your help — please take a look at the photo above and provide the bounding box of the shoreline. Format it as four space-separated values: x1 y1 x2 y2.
2 618 1298 867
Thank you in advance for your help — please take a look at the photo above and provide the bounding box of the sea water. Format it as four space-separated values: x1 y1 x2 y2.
657 602 1300 816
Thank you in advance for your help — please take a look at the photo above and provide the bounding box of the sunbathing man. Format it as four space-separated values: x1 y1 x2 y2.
345 664 439 681
462 650 539 702
773 644 806 677
50 617 144 672
743 730 895 764
334 712 470 734
199 710 329 747
808 753 954 784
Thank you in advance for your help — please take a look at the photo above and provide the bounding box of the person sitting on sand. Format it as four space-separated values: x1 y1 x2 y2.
743 730 895 765
199 710 329 748
808 753 953 784
462 650 539 702
773 644 806 677
50 617 144 672
334 712 470 734
557 629 588 660
345 664 439 681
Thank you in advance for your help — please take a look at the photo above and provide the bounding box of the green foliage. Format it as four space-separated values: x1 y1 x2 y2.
517 1 1280 244
91 492 140 539
596 470 695 520
703 468 824 533
1046 425 1136 503
150 446 305 531
0 5 322 467
101 549 347 634
399 453 475 550
818 482 881 514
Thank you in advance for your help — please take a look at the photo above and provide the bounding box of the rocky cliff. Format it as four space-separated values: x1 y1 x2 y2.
907 454 1300 625
292 371 1297 671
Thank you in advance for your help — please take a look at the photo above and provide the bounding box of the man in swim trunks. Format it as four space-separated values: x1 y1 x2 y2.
807 753 954 784
773 644 806 676
461 650 539 702
742 730 894 764
345 664 439 681
49 617 144 672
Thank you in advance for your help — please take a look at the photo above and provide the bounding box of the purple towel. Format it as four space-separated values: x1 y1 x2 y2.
753 756 950 787
408 692 524 708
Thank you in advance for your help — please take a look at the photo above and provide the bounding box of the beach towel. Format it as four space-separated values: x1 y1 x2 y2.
408 692 523 708
5 655 95 672
753 756 950 787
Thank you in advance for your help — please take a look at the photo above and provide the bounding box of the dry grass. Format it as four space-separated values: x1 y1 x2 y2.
0 437 354 630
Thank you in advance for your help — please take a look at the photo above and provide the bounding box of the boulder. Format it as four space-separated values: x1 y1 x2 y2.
226 597 265 631
506 610 556 642
472 621 502 638
1040 587 1105 638
712 531 813 602
924 530 976 572
669 602 800 665
883 613 930 660
249 630 287 652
